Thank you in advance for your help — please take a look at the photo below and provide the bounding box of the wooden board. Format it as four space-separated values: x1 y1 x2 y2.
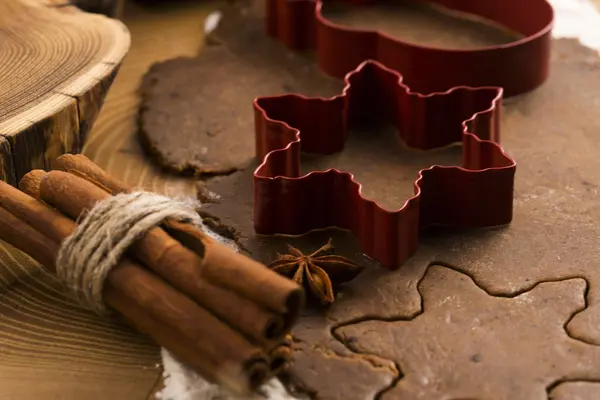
0 136 15 184
0 0 129 184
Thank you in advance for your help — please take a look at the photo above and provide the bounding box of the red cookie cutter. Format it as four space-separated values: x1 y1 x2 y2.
254 60 513 268
252 0 554 268
265 0 554 97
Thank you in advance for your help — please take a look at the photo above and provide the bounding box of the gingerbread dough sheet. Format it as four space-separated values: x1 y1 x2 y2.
138 1 600 399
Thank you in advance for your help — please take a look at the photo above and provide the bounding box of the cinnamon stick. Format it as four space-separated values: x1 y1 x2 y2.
107 285 269 393
0 180 268 393
267 335 293 375
20 170 284 343
0 206 58 271
53 154 303 328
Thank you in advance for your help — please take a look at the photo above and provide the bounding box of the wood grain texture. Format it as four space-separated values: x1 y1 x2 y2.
0 1 215 399
0 0 129 183
0 136 15 184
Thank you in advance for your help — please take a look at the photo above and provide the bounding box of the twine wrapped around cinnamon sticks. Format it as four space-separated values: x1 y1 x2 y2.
0 154 303 394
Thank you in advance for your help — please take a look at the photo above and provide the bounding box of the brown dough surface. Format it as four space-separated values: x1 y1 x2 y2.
338 267 597 400
141 0 600 398
321 1 520 49
549 382 600 400
138 2 341 175
284 341 397 400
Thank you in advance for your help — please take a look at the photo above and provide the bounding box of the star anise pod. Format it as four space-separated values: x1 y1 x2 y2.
267 239 365 305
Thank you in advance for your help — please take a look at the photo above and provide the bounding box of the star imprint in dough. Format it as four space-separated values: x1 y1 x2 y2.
336 266 600 400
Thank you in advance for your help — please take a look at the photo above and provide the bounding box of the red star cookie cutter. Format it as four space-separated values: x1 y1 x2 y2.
265 0 554 97
253 60 512 269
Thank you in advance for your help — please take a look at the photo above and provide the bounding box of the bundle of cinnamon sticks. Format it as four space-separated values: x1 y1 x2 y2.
0 154 303 394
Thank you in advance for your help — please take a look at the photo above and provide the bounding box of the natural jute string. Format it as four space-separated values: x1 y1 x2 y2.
56 191 202 315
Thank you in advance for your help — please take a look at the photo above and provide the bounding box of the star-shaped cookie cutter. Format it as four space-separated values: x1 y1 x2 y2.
253 60 514 269
266 0 554 97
